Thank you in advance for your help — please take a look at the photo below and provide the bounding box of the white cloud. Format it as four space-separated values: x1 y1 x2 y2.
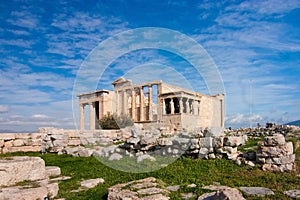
226 113 265 128
0 39 34 48
32 114 50 119
0 105 10 113
7 10 39 29
192 0 300 125
226 0 300 15
47 12 128 60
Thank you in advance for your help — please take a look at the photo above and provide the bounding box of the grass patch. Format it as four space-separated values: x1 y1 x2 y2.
238 137 264 153
1 151 300 200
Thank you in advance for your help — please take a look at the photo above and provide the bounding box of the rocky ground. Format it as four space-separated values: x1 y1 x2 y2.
107 177 300 200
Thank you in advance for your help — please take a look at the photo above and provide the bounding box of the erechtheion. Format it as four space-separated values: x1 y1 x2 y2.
78 77 224 131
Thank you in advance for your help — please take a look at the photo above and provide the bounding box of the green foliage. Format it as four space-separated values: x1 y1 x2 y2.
99 113 133 129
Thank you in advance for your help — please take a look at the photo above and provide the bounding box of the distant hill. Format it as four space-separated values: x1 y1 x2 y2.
285 120 300 126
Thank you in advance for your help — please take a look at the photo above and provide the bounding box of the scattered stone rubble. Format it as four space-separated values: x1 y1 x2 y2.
256 134 295 172
107 177 300 200
107 179 278 200
0 124 299 199
0 156 61 200
80 178 105 189
284 190 300 198
36 125 299 173
239 187 275 196
224 125 299 138
108 177 170 200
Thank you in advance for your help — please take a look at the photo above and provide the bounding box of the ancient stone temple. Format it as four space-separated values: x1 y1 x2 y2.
77 77 224 131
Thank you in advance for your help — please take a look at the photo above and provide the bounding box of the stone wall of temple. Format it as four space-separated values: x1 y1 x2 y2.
78 77 225 131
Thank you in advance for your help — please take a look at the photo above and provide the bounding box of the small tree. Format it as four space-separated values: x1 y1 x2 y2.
99 113 133 129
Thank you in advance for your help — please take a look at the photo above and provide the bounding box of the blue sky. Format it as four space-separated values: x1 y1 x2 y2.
0 0 300 132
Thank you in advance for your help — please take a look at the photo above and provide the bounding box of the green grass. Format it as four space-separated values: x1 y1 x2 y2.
238 137 264 153
1 149 300 200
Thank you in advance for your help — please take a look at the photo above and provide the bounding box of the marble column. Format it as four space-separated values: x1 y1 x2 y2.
162 99 166 115
193 100 198 115
191 99 194 115
157 83 162 121
98 101 102 119
139 87 144 121
170 98 174 114
179 98 183 114
221 99 224 127
80 103 84 130
186 98 190 114
131 89 136 120
123 90 127 115
116 91 120 115
148 85 153 121
89 102 95 130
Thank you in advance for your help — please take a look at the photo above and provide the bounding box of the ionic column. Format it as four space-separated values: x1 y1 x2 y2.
98 101 103 119
179 98 183 114
116 91 120 115
157 83 162 121
123 90 127 115
221 99 224 127
80 103 84 130
191 99 194 115
131 90 136 120
148 85 153 121
89 102 95 130
170 98 174 114
186 99 190 114
193 100 198 115
197 101 200 115
139 87 144 121
162 99 166 115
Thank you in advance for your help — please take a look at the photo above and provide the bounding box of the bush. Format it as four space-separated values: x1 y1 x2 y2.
99 113 133 129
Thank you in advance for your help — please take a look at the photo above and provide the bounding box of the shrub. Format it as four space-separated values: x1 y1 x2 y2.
99 113 133 129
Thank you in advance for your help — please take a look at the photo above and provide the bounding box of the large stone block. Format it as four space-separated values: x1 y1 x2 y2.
94 130 119 138
24 138 42 146
15 133 31 139
0 133 16 140
199 137 214 148
264 134 286 146
2 146 41 154
46 166 61 177
269 154 296 165
50 134 68 140
78 148 94 157
4 140 13 147
224 135 246 147
157 138 173 146
80 178 105 188
64 130 78 138
30 133 42 139
48 128 64 135
12 139 24 147
140 136 157 145
0 182 59 199
68 139 82 146
53 139 68 147
0 139 4 147
258 142 293 158
213 188 246 200
0 156 46 186
78 130 94 138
